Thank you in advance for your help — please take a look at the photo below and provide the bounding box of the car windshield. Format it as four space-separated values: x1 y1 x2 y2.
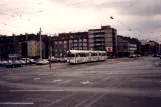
0 1 161 107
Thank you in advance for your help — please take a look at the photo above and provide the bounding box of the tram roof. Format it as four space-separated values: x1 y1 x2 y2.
68 50 107 54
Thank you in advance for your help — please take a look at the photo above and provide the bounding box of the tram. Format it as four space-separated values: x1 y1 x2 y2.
67 50 107 64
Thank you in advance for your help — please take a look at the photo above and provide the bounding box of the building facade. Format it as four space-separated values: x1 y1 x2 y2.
117 36 129 57
140 40 159 55
53 32 89 57
88 26 117 56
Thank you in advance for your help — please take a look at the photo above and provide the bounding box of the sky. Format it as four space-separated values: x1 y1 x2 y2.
0 0 161 42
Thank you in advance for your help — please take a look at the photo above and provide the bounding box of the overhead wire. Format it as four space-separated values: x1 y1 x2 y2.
0 0 142 36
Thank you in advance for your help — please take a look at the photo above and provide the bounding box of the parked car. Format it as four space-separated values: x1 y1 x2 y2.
0 61 3 67
29 59 36 64
129 54 137 58
36 59 49 65
5 60 23 68
21 58 36 64
137 54 141 57
0 61 8 66
21 58 30 64
19 60 26 65
153 54 160 57
49 57 59 63
58 58 67 63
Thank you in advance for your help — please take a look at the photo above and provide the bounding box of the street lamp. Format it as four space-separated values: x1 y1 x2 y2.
110 16 114 19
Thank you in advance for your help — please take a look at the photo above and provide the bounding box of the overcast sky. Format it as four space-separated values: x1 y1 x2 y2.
0 0 161 42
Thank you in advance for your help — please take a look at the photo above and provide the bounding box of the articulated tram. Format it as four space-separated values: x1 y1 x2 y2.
67 50 107 64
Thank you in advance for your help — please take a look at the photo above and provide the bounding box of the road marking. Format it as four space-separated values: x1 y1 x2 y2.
74 94 98 107
44 93 77 107
80 81 92 85
33 78 40 80
54 80 72 86
53 79 62 83
0 102 34 105
10 89 64 92
85 94 106 107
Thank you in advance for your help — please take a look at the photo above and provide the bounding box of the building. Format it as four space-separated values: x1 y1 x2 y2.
148 40 159 55
0 36 21 60
88 25 117 57
53 32 89 57
18 34 49 59
117 36 129 57
27 41 42 59
117 36 141 57
140 40 159 55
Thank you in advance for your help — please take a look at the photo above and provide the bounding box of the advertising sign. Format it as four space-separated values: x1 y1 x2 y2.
106 47 113 52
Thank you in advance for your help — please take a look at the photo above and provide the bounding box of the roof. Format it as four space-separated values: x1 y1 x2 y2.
68 50 107 54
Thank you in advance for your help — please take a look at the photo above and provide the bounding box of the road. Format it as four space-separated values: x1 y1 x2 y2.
0 57 161 107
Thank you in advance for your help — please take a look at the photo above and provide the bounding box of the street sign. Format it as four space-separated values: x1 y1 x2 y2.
106 47 113 52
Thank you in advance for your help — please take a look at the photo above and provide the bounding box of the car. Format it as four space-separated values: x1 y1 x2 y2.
21 58 30 64
49 57 59 63
153 54 160 57
36 59 49 65
129 54 137 58
19 60 26 65
137 54 141 57
0 61 3 67
0 61 8 66
21 58 36 64
5 60 23 68
58 58 67 63
29 59 36 64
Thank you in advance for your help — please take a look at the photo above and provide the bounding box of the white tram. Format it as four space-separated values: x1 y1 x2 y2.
67 50 107 64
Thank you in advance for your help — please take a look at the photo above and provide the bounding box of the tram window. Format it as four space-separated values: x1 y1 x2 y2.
67 53 75 57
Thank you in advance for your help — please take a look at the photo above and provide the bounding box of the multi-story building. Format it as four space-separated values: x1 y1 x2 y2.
117 36 129 57
88 25 117 56
53 32 88 57
18 34 49 59
27 41 45 59
0 36 21 60
117 36 141 57
140 40 159 55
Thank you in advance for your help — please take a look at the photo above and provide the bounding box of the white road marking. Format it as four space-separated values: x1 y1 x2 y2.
80 81 92 85
44 93 77 107
53 79 62 83
34 78 40 80
10 89 64 92
0 102 34 105
85 94 106 107
54 80 72 86
74 94 98 107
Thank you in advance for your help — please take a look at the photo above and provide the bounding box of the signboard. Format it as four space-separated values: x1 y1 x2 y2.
9 54 20 58
106 47 113 52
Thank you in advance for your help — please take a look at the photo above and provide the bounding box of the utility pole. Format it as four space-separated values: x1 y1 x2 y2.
49 38 52 69
39 28 42 60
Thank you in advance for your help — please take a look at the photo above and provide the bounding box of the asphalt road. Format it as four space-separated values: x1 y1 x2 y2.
0 57 161 107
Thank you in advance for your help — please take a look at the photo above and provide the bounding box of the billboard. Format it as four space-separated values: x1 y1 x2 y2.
106 47 113 52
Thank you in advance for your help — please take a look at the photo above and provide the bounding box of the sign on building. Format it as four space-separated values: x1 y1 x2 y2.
106 47 113 52
9 54 20 58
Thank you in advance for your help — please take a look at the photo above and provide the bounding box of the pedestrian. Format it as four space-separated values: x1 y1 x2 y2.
49 59 51 69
